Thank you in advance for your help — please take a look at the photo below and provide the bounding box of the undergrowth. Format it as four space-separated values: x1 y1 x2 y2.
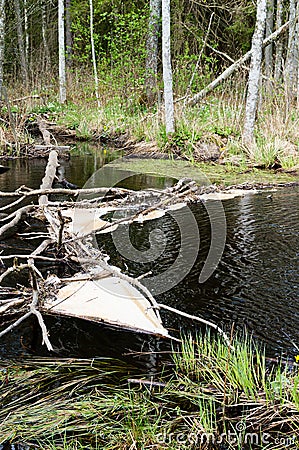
0 333 298 449
0 73 299 172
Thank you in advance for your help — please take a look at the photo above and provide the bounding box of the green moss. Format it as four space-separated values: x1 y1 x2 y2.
108 158 299 187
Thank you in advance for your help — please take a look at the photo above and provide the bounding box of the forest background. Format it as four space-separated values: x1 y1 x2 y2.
0 0 299 173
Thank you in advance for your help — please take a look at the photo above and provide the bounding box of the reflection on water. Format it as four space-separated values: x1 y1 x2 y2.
0 150 298 357
98 185 299 357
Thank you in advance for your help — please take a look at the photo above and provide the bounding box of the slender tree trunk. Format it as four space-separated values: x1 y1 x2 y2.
265 0 274 79
145 0 161 106
162 0 174 134
14 0 28 85
41 0 50 72
284 0 298 97
274 0 284 81
243 0 267 147
89 0 100 107
65 0 72 67
58 0 66 103
24 0 29 64
0 0 5 96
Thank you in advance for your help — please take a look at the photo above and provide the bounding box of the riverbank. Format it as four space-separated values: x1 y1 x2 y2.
0 333 298 449
0 89 299 188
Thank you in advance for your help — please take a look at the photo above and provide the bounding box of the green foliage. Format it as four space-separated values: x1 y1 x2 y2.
1 334 298 448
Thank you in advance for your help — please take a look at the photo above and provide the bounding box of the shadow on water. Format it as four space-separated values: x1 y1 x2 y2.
0 149 298 361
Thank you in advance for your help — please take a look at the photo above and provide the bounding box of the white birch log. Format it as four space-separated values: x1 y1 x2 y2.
243 0 267 147
188 19 291 106
162 0 175 134
58 0 66 103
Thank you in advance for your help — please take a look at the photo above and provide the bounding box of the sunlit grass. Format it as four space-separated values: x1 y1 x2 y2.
0 333 298 449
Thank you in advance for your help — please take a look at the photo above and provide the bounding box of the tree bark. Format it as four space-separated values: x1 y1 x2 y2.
284 0 297 96
89 0 100 107
243 0 267 147
14 0 28 85
41 0 50 72
274 0 284 81
265 0 274 79
145 0 161 106
162 0 174 134
24 0 29 65
65 0 72 66
0 0 5 96
188 19 291 106
58 0 66 103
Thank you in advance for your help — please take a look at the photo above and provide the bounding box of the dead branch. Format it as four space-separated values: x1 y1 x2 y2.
0 196 26 212
37 117 51 146
0 205 36 238
188 19 292 105
157 303 233 348
0 186 132 199
28 258 53 351
12 94 40 102
0 299 25 314
39 150 59 206
0 263 30 284
0 311 33 339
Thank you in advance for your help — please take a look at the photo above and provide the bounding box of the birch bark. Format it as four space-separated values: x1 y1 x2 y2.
42 0 50 71
284 0 297 96
274 0 284 81
0 0 4 96
14 0 28 85
162 0 174 134
145 0 161 105
243 0 267 147
265 0 274 79
58 0 66 103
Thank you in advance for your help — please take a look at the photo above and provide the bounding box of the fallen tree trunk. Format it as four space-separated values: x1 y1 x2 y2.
187 19 292 106
0 151 236 354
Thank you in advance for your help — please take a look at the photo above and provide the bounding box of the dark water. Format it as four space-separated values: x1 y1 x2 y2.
0 150 298 358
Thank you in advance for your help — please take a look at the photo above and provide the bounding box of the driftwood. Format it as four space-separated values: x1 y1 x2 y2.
188 19 292 105
0 150 235 353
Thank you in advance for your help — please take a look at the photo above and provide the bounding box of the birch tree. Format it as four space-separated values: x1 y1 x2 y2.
284 0 297 94
162 0 174 134
0 0 4 96
285 0 299 99
65 0 72 66
14 0 28 85
89 0 100 107
58 0 66 103
243 0 267 147
145 0 161 105
265 0 274 79
42 0 50 72
274 0 284 81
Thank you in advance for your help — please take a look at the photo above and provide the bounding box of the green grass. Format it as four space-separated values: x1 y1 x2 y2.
1 75 299 184
108 157 299 186
0 333 298 449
